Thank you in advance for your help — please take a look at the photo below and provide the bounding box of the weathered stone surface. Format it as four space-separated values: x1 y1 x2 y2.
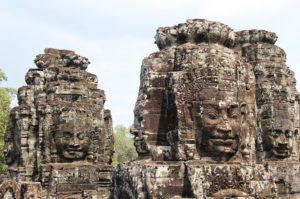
185 162 277 198
40 163 113 198
34 48 90 70
116 19 300 198
114 161 186 199
132 20 256 163
1 48 114 198
235 29 300 198
236 32 300 162
265 162 300 198
155 19 235 50
235 30 277 46
0 180 42 199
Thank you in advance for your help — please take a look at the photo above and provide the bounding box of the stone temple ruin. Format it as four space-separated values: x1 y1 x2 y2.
0 19 299 198
1 48 114 198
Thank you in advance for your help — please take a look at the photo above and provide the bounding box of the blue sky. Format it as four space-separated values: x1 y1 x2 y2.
1 0 300 126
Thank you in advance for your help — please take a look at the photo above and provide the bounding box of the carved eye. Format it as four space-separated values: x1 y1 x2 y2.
285 130 292 138
207 112 217 119
230 112 239 119
272 130 282 138
229 107 240 119
77 132 85 140
203 106 218 120
63 132 72 139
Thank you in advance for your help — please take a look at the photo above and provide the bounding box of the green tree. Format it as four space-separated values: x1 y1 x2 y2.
0 68 16 174
112 125 138 165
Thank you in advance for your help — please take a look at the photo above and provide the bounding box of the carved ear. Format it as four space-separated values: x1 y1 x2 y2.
240 103 247 114
294 129 299 136
240 103 247 122
50 128 58 162
185 102 193 125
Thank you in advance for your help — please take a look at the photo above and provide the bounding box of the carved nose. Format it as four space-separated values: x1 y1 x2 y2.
220 110 228 120
69 143 80 148
217 125 232 135
69 138 80 148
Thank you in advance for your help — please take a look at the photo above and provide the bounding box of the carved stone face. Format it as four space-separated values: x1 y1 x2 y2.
261 106 295 160
2 137 17 165
240 129 251 160
194 92 241 160
263 127 293 159
2 129 19 166
54 118 91 161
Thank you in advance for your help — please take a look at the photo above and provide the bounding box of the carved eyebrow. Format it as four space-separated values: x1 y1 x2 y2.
270 129 283 134
274 129 283 132
192 102 218 110
196 100 219 106
193 101 240 109
229 104 239 109
203 104 219 109
63 131 73 135
285 130 292 136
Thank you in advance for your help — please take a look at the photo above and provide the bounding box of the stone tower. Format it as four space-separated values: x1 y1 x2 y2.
235 29 300 197
115 19 300 198
1 48 114 198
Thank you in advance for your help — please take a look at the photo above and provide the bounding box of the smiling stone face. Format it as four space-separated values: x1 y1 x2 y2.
193 91 241 161
264 129 293 159
259 102 297 160
2 111 21 167
262 114 295 159
54 118 91 161
2 135 18 166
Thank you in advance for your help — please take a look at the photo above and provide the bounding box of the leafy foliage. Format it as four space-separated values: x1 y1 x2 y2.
0 68 16 174
112 125 138 165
